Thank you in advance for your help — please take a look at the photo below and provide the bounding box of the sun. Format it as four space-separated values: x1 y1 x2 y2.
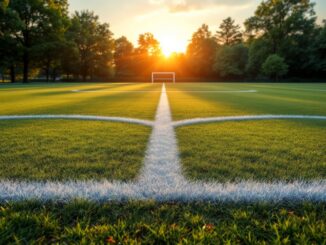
160 37 186 57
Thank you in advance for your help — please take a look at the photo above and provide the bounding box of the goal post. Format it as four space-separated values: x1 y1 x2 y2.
151 72 176 83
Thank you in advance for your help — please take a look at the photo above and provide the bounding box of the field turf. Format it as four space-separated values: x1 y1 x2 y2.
0 201 325 244
166 83 326 119
0 82 325 243
0 120 150 181
167 83 326 182
177 120 326 182
0 83 161 119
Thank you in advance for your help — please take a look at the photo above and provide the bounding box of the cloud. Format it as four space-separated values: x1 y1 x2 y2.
149 0 255 13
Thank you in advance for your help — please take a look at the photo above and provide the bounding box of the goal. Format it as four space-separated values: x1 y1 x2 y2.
151 72 176 83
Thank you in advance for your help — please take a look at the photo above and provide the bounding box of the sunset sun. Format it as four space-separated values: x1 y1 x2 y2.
160 37 187 57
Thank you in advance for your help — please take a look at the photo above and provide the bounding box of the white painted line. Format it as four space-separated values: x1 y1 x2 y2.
137 83 186 191
72 90 162 93
168 90 258 93
0 84 325 202
0 115 154 127
0 180 325 202
173 115 326 127
72 90 257 93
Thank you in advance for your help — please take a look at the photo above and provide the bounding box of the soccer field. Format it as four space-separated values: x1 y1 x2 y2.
0 83 325 186
0 82 325 243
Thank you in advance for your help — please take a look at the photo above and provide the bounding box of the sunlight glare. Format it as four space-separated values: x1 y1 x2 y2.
160 37 186 57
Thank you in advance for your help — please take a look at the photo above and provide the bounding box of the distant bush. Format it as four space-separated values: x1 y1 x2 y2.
262 54 288 81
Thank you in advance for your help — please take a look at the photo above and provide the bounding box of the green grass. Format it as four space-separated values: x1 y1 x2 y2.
167 83 326 120
0 83 162 120
177 120 326 182
1 82 326 243
0 201 325 244
0 120 151 181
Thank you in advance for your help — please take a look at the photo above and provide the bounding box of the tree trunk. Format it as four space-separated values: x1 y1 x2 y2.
23 49 29 83
45 61 50 82
51 68 57 82
10 65 16 83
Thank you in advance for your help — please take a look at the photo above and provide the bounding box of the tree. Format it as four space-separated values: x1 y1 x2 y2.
246 38 272 77
245 0 316 53
136 33 161 57
5 0 69 83
68 11 114 80
216 17 242 46
35 0 69 82
134 33 161 75
262 54 288 81
60 41 79 79
214 44 248 78
114 36 134 76
245 0 316 76
309 23 326 76
187 24 218 76
0 0 22 82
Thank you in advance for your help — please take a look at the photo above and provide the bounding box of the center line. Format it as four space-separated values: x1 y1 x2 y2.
138 84 186 188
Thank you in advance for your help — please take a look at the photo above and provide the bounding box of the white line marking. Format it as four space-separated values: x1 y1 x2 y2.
71 90 162 93
72 90 257 93
0 180 325 202
168 90 258 93
173 115 326 127
0 115 154 127
137 84 186 191
0 84 325 202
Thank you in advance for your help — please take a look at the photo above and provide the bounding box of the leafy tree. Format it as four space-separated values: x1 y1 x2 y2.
4 0 69 83
246 38 272 77
216 17 242 46
60 41 79 79
114 36 134 76
68 11 114 80
245 0 316 53
187 24 218 76
134 33 161 75
136 33 161 57
245 0 316 76
35 0 69 82
214 44 248 78
262 54 288 81
309 23 326 76
0 0 21 82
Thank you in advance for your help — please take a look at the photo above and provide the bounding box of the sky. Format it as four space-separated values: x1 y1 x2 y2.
69 0 326 56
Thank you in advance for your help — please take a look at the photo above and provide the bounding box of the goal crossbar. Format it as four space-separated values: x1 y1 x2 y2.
152 72 175 83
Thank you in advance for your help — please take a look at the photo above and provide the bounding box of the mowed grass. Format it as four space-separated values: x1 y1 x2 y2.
0 83 162 119
0 82 325 244
167 83 326 120
177 120 326 182
0 120 151 181
0 201 325 244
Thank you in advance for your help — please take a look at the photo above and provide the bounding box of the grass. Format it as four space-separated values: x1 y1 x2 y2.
1 82 326 243
177 120 326 182
0 201 325 244
0 83 162 120
166 83 326 120
0 120 151 181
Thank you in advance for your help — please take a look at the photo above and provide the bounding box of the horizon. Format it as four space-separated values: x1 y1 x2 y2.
69 0 326 55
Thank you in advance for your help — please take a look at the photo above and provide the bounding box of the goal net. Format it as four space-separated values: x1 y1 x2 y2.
151 72 175 83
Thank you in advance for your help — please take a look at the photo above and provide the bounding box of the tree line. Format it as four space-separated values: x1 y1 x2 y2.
0 0 325 83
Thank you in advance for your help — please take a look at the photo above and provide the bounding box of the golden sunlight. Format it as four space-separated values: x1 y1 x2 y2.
160 37 187 57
